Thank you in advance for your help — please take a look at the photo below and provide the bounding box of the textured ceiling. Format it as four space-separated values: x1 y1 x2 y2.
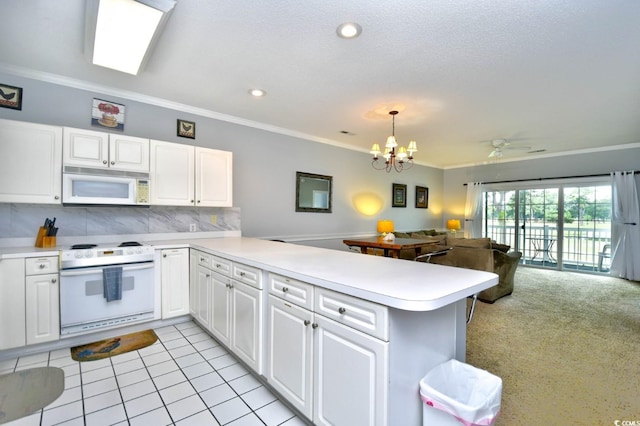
1 0 639 168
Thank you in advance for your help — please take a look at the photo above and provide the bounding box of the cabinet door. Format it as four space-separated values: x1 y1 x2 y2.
63 127 109 168
25 273 59 345
210 271 231 346
150 140 195 206
160 248 190 318
0 120 62 204
313 315 389 426
231 281 262 373
109 134 149 172
267 295 314 419
192 264 212 329
195 147 233 207
0 258 26 350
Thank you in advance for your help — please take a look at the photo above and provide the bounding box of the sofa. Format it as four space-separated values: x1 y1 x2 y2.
398 232 522 303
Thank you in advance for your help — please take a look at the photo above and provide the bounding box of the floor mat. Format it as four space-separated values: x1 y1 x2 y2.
70 329 158 362
0 366 65 424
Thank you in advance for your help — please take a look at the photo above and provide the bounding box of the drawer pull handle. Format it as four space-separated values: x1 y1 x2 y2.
215 263 222 268
304 320 311 326
239 272 246 277
312 323 319 329
282 287 289 293
338 307 346 314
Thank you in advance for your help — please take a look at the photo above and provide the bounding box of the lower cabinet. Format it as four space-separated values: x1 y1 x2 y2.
0 256 59 350
190 252 211 329
266 273 389 425
160 248 190 319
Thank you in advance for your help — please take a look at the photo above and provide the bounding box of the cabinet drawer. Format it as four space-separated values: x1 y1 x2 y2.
25 257 59 275
315 288 388 341
211 255 232 276
233 263 261 289
268 273 313 310
194 250 211 269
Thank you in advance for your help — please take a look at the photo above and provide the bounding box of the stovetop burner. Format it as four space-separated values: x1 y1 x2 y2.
70 244 97 250
118 241 142 247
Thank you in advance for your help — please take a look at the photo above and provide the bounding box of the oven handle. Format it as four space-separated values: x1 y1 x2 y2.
60 262 154 277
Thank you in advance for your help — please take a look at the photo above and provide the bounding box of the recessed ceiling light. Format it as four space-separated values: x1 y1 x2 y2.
249 89 266 97
336 22 362 39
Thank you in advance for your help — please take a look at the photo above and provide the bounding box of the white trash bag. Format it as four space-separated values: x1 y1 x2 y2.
419 359 502 426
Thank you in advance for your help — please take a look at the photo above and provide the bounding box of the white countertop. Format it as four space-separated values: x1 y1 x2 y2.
0 237 498 312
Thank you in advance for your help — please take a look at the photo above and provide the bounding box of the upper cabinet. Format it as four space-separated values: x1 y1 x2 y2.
63 127 149 173
0 119 62 204
150 140 233 207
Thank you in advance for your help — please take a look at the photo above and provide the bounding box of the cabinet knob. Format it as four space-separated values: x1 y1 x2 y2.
215 263 221 268
163 254 167 257
240 272 246 277
197 200 201 203
304 320 311 326
338 307 346 314
103 160 108 164
54 195 60 200
312 323 319 329
282 287 289 293
110 161 115 165
39 264 46 269
206 274 210 278
191 200 194 203
51 278 57 284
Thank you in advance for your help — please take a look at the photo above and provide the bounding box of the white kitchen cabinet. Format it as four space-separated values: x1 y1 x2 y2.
150 140 195 205
0 119 62 204
266 274 389 426
150 140 233 207
190 251 212 330
63 127 149 172
230 280 262 372
195 147 233 207
25 257 59 345
160 248 190 319
0 258 26 350
267 294 314 419
210 271 232 346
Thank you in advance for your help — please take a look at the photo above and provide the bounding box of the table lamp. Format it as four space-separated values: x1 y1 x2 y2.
446 219 461 237
377 219 395 242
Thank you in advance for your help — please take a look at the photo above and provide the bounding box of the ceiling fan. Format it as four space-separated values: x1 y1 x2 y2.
485 139 531 158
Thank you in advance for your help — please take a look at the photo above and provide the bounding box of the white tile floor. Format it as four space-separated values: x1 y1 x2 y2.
0 322 306 426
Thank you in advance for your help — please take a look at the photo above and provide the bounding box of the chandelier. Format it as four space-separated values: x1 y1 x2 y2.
370 111 417 173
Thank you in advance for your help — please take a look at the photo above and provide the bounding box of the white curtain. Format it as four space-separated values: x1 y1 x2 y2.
610 171 640 281
464 182 484 238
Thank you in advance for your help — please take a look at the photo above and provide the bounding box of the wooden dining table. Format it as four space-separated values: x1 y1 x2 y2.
343 237 437 259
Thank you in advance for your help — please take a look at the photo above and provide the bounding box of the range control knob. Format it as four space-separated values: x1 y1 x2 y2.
85 250 94 258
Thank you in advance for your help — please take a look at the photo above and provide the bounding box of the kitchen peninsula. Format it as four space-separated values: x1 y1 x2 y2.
0 237 498 425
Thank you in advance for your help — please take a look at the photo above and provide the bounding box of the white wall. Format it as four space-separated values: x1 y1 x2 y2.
0 72 444 247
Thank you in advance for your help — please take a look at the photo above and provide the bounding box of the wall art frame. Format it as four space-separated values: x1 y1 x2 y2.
392 183 407 208
91 98 125 131
0 83 23 110
177 119 196 139
415 186 429 208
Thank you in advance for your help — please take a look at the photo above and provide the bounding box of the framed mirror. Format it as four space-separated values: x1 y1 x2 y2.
296 171 332 213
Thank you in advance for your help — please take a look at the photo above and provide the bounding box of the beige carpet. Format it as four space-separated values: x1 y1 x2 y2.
466 267 640 425
0 367 64 424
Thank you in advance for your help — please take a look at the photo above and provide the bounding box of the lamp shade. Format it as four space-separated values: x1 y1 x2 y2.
446 219 461 231
377 220 394 233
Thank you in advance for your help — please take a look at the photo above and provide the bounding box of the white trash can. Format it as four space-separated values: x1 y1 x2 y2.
419 359 502 426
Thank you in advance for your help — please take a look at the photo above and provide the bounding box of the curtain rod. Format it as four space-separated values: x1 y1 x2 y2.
463 171 639 186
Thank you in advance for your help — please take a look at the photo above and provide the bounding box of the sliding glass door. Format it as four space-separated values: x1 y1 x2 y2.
483 181 611 272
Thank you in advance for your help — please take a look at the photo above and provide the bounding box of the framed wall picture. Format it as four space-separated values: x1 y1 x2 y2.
415 186 429 208
392 183 407 207
91 98 125 131
0 83 23 110
177 119 196 139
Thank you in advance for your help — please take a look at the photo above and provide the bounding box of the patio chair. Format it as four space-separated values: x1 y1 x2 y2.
598 244 611 271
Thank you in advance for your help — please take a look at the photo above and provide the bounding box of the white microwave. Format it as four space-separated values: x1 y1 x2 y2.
62 166 150 206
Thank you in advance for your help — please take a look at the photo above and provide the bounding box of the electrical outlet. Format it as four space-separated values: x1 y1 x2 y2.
210 215 217 224
189 223 197 232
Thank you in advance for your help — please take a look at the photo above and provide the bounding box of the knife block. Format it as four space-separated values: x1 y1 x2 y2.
35 226 47 248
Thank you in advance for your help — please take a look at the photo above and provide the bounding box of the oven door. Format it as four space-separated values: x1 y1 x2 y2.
59 262 155 335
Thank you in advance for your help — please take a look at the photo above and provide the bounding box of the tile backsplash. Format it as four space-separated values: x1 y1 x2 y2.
0 204 240 239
